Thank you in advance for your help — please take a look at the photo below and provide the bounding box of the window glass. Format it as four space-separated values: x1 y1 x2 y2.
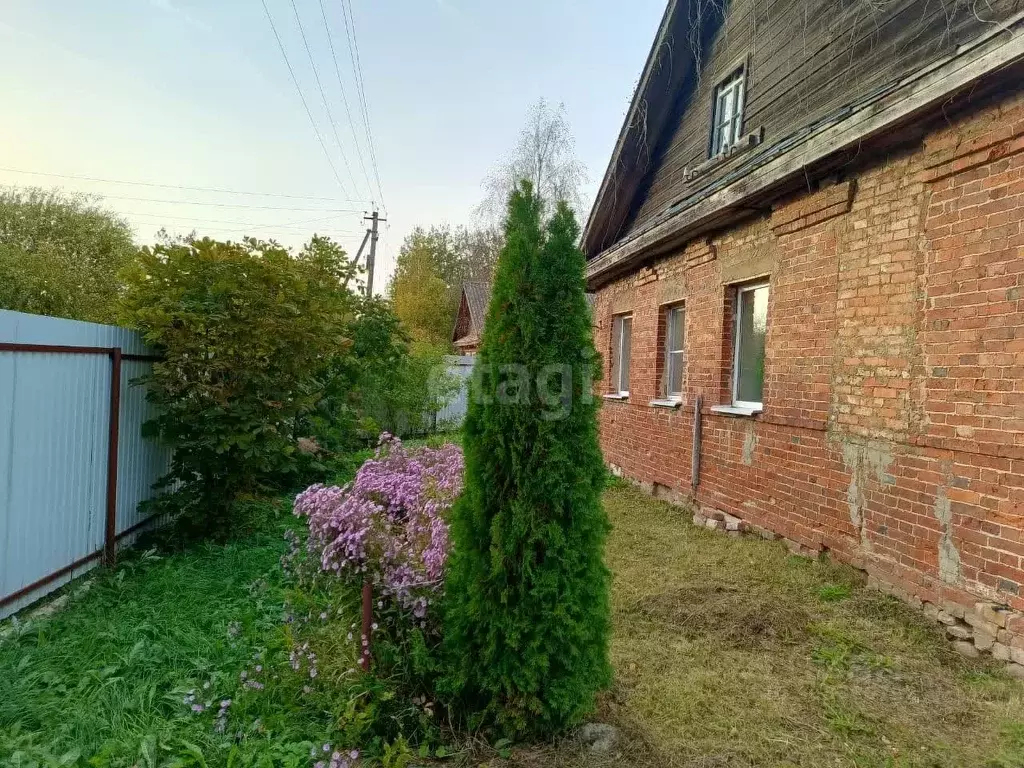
712 69 746 156
611 315 632 394
665 306 685 398
735 285 768 405
619 316 632 393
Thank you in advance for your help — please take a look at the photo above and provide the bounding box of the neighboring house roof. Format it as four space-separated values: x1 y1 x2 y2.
451 281 598 348
583 0 1024 287
463 280 491 333
452 280 491 347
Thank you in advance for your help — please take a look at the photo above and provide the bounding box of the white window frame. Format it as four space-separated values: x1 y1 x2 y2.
610 314 632 397
663 304 685 400
711 67 746 157
732 282 769 411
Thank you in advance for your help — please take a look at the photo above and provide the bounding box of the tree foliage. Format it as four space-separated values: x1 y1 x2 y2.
476 100 588 227
120 235 366 534
348 300 459 437
388 224 501 347
442 182 610 737
0 187 136 323
388 238 452 346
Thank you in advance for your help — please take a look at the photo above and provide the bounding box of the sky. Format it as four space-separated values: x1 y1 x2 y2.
0 0 665 292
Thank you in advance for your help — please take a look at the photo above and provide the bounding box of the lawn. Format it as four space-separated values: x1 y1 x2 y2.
2 483 1022 767
513 484 1024 768
0 500 370 768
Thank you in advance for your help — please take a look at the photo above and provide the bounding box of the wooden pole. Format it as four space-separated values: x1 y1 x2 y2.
360 581 373 670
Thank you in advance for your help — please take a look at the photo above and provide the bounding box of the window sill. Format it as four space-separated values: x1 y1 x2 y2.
709 404 762 417
683 127 764 183
649 398 683 409
603 393 629 401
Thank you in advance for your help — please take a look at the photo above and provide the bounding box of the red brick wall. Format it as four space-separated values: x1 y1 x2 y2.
593 87 1024 645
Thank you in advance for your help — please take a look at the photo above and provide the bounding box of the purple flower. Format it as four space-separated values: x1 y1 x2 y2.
292 436 463 626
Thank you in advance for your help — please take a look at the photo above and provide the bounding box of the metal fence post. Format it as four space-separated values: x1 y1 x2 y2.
104 347 122 567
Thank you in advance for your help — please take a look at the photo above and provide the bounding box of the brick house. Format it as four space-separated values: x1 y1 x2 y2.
584 0 1024 662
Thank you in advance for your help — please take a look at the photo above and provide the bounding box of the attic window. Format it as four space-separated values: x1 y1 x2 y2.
710 67 746 157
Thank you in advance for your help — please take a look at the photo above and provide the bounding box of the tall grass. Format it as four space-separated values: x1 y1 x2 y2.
0 508 365 768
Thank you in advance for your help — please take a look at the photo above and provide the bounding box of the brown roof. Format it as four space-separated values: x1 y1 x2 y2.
452 280 491 346
462 281 491 335
453 281 597 345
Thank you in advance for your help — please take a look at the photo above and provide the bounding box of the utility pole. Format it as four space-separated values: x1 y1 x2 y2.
364 209 386 297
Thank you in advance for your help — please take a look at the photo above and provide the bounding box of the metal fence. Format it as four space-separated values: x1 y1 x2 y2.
434 355 474 429
0 310 171 618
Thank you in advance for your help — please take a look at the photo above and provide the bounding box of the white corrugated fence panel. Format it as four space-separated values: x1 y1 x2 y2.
0 310 170 618
435 355 475 428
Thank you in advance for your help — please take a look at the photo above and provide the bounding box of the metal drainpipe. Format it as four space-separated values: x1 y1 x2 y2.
691 394 702 492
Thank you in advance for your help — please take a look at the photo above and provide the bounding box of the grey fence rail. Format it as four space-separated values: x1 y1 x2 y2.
0 310 171 619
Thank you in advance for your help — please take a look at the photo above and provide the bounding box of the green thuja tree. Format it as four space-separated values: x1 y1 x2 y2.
442 182 611 737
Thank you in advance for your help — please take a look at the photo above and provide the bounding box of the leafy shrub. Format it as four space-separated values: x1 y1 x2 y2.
290 438 463 749
442 183 611 737
0 187 136 323
120 235 369 536
346 303 459 439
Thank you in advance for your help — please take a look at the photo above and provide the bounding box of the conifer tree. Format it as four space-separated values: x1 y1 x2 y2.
443 182 611 737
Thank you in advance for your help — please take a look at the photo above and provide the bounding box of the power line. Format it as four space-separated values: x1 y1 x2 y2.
128 218 361 237
317 0 374 199
0 166 371 203
86 192 364 211
260 0 353 200
340 0 386 212
287 0 363 200
116 211 353 229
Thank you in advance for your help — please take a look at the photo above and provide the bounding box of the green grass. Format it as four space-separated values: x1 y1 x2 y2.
494 485 1024 768
3 481 1022 768
402 430 462 451
0 505 372 768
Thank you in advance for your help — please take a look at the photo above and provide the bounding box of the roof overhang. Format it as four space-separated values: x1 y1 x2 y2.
581 0 720 258
586 13 1024 289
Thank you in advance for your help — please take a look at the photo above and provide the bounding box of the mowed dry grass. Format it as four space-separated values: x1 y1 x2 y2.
499 484 1024 768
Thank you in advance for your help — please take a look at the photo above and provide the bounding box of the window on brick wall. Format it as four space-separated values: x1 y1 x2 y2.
663 304 686 399
710 67 746 157
732 282 769 409
610 314 632 396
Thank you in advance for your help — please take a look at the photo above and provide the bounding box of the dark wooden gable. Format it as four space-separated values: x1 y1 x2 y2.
451 280 492 345
451 291 473 345
585 0 1023 257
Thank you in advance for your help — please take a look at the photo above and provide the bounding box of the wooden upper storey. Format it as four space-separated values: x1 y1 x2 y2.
583 0 1024 263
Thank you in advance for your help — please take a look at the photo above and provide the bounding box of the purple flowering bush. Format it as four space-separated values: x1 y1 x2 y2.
294 434 463 625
